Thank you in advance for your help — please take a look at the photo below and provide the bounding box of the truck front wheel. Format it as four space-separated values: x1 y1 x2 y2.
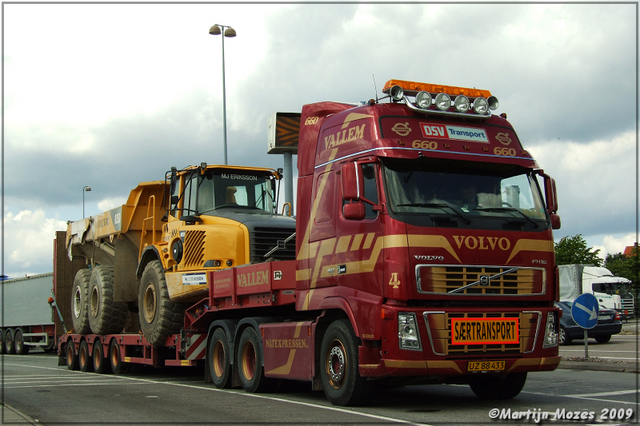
320 319 370 406
138 261 184 347
469 372 527 399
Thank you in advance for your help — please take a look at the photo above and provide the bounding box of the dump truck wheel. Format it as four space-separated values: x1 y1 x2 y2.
66 340 78 370
139 260 184 347
72 269 92 334
88 266 128 335
209 328 231 388
14 329 30 355
109 338 130 374
237 326 273 393
320 319 371 406
4 329 15 355
469 372 527 399
92 338 110 374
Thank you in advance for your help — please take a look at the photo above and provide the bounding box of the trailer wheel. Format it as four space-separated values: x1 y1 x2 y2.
139 261 184 347
4 328 15 355
237 326 273 393
66 340 78 370
79 340 93 372
92 339 110 374
469 372 527 400
109 338 130 374
320 319 370 406
14 329 30 355
209 328 231 388
0 329 4 354
71 269 92 334
88 266 128 335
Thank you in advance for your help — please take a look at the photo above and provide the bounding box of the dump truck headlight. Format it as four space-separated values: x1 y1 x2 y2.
171 239 183 264
398 313 422 350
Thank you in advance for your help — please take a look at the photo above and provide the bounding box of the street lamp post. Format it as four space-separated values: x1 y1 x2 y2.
209 24 236 165
83 186 91 218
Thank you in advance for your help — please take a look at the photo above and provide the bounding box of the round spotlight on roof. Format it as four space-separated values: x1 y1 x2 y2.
389 85 404 101
415 91 432 109
473 97 489 115
435 93 451 111
454 95 470 113
488 95 499 111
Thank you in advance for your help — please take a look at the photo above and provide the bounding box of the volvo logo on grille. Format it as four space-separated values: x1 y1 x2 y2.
479 275 490 286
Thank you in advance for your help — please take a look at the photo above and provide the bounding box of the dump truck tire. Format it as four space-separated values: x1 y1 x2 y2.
139 260 184 347
88 266 128 335
71 269 92 334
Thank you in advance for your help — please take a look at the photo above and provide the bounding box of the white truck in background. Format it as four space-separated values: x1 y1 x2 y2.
559 264 635 320
0 273 57 354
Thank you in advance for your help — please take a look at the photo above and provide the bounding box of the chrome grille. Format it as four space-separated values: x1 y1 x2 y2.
417 265 544 295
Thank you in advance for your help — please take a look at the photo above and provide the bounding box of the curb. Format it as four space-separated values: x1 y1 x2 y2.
558 358 639 374
1 403 40 425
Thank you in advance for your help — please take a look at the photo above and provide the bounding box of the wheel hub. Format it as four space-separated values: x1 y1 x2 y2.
328 344 346 385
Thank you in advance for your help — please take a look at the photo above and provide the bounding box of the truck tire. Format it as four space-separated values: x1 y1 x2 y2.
469 372 527 399
237 326 274 393
92 339 110 374
88 266 128 335
109 338 130 374
209 328 232 388
4 328 15 354
320 319 371 406
72 269 92 334
0 329 4 354
78 340 93 372
138 261 184 347
66 340 78 370
14 328 30 355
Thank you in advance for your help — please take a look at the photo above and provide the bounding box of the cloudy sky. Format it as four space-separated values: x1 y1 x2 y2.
3 3 637 277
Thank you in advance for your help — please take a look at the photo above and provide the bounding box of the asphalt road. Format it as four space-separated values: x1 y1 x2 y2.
2 337 638 426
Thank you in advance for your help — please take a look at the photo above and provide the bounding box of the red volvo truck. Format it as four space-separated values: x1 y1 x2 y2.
56 79 562 406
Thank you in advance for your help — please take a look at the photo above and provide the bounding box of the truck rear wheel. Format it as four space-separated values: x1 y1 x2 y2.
14 328 30 355
66 340 78 370
237 326 273 393
320 319 370 406
72 269 92 334
138 261 184 347
209 328 231 388
469 372 527 399
109 338 130 374
4 328 14 354
92 339 110 374
79 340 93 372
89 266 128 335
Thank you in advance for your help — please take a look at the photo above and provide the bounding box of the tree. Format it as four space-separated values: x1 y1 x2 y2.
605 245 639 284
554 234 602 266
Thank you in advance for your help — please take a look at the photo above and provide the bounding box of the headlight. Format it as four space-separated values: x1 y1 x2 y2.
171 239 183 264
415 91 433 108
398 313 422 350
473 97 489 114
543 311 558 348
389 85 404 101
435 93 451 111
454 95 470 113
488 95 500 111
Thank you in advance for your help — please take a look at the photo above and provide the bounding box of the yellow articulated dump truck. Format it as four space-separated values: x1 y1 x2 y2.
65 164 296 346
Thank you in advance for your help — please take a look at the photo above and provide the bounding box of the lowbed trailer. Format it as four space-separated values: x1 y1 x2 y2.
57 79 562 406
1 273 57 354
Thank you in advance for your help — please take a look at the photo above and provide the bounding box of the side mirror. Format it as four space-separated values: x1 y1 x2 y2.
341 162 363 201
343 202 365 220
550 213 561 230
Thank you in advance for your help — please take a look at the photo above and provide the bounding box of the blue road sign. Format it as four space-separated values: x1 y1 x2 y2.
571 293 599 329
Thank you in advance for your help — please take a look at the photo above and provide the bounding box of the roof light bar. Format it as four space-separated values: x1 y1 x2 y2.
381 79 499 119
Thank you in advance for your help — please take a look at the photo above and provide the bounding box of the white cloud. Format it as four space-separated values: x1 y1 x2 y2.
97 198 128 212
3 209 67 276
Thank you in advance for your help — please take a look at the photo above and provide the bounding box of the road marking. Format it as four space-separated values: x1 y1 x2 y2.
568 389 639 398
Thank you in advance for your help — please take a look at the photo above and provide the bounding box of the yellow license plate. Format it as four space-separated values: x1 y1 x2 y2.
468 360 506 372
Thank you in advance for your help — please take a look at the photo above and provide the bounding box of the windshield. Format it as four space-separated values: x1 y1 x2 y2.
189 170 276 215
382 157 548 230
